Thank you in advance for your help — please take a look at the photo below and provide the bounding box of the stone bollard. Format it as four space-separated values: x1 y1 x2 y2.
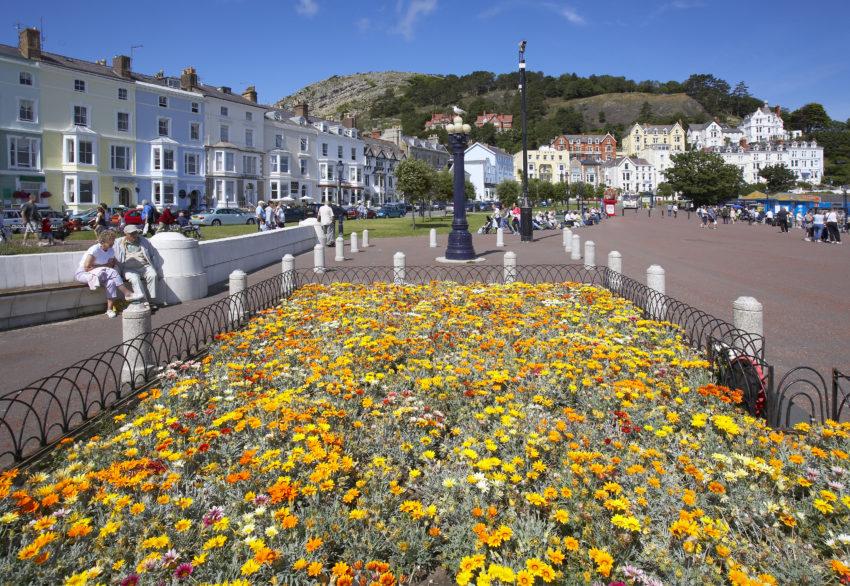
584 240 596 269
646 265 666 320
281 254 295 298
122 303 153 386
228 269 248 327
503 251 517 284
429 228 437 248
607 250 622 292
564 228 573 253
351 232 359 253
570 234 581 261
313 243 326 274
393 252 406 285
496 227 505 247
733 296 764 358
335 237 345 262
362 229 370 248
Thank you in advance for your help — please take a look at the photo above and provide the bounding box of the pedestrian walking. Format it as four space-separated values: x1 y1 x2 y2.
20 194 40 245
318 201 335 245
826 209 841 243
255 201 267 231
812 210 825 242
776 208 789 233
141 200 155 236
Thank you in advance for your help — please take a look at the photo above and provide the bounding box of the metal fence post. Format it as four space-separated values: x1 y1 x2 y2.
335 237 345 262
281 254 295 297
313 243 326 273
393 252 406 285
496 227 505 247
503 251 517 284
646 265 666 320
429 228 437 248
350 232 359 253
122 303 152 386
570 234 581 261
228 269 248 327
732 296 764 358
362 229 370 248
584 240 595 269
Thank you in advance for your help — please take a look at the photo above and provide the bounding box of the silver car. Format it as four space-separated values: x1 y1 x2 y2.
190 208 256 226
2 209 23 233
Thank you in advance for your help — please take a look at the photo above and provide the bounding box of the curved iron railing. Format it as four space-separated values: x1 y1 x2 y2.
0 261 789 470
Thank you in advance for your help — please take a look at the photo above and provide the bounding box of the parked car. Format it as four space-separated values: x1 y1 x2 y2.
123 209 144 226
376 203 406 218
281 206 307 222
41 210 66 231
190 208 256 226
2 209 23 233
345 206 377 219
305 203 346 219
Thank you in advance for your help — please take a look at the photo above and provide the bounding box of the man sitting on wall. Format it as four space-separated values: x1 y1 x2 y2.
115 225 160 307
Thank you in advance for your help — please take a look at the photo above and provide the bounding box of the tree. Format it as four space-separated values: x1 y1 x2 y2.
638 101 654 122
787 103 831 134
682 74 731 115
656 182 674 198
759 164 797 193
496 180 520 207
396 158 435 227
664 151 744 205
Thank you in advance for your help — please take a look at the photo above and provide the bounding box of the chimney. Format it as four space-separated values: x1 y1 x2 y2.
242 85 257 103
739 137 748 149
293 103 309 118
19 28 41 60
774 105 782 117
112 55 131 78
180 66 198 91
219 86 231 94
342 114 357 129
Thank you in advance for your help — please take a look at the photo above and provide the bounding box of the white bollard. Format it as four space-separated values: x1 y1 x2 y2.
393 252 406 285
733 296 764 357
335 237 345 262
584 240 596 269
122 303 152 386
607 250 622 292
496 227 505 247
570 234 581 260
350 232 359 253
313 243 326 274
281 254 295 297
429 228 437 248
503 251 517 284
228 269 248 326
362 229 370 248
646 265 666 320
562 227 570 247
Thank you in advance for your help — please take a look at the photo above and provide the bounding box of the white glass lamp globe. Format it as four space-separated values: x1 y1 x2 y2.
453 116 463 125
462 124 471 134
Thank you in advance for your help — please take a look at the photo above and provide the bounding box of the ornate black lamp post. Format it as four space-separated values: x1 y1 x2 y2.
443 117 477 261
336 160 345 236
518 40 533 242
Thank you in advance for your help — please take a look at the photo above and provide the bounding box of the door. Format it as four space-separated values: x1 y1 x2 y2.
118 188 131 208
190 190 199 211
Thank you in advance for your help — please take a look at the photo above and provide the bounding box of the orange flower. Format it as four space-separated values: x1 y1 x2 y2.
708 482 726 495
305 536 324 552
254 547 279 565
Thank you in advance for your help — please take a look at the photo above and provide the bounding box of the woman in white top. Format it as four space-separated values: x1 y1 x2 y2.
74 229 142 318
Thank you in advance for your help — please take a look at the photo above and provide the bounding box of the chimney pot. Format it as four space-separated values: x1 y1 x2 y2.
294 103 309 119
219 86 231 94
241 85 257 103
18 27 41 60
180 67 198 91
112 55 131 78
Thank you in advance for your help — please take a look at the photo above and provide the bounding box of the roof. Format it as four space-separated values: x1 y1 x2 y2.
362 136 405 159
554 133 614 143
739 191 821 202
468 142 512 158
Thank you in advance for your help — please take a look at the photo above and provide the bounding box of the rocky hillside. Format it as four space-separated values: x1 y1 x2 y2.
547 93 708 127
275 71 433 119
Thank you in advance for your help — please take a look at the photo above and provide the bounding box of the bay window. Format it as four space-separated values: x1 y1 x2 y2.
243 155 257 175
153 147 175 171
78 141 94 165
270 181 280 198
225 152 235 172
153 181 176 206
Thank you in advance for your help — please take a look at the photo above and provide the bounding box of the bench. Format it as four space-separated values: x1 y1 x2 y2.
0 281 106 330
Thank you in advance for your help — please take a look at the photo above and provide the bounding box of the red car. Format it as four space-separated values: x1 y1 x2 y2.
122 209 144 226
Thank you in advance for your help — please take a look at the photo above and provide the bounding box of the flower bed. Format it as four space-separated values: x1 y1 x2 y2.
1 282 849 586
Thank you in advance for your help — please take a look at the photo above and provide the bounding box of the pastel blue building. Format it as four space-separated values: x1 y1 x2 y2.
134 70 205 210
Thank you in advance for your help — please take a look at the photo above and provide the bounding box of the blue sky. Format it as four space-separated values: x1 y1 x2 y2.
4 0 849 120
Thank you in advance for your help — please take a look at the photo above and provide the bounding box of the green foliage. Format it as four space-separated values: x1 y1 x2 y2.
665 151 744 205
496 180 520 207
397 159 435 202
758 164 798 193
656 182 674 197
682 74 731 115
812 129 850 186
787 103 832 134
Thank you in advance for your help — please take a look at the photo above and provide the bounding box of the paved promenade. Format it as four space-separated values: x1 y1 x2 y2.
1 211 847 392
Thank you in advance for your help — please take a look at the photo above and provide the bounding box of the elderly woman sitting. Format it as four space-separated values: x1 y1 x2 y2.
74 229 143 318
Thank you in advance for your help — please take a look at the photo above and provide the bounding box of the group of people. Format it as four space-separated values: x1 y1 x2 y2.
73 226 159 318
479 205 604 234
254 201 287 231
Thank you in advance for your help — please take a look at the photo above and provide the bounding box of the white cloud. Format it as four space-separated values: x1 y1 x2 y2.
356 17 371 33
395 0 438 41
542 2 585 25
295 0 318 17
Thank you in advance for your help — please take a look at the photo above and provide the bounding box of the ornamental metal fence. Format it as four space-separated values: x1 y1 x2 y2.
0 262 840 471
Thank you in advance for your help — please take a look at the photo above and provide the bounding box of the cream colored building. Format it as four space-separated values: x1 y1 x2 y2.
513 146 569 184
621 122 686 156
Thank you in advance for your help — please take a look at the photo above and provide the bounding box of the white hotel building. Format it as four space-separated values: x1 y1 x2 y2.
708 140 824 184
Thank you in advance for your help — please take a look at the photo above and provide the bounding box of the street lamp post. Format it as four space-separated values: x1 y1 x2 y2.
443 117 477 261
518 40 533 242
336 160 345 236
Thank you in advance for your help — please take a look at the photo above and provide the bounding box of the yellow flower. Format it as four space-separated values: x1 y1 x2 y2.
174 519 192 532
241 559 261 576
610 514 641 532
813 499 834 514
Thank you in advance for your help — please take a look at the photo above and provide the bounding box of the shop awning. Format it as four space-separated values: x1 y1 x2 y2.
18 175 45 182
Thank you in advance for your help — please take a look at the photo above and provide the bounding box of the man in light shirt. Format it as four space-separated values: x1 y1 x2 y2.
255 201 266 232
812 210 825 242
825 209 841 243
318 201 335 245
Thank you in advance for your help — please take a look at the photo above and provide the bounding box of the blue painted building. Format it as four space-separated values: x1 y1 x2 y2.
134 68 205 210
